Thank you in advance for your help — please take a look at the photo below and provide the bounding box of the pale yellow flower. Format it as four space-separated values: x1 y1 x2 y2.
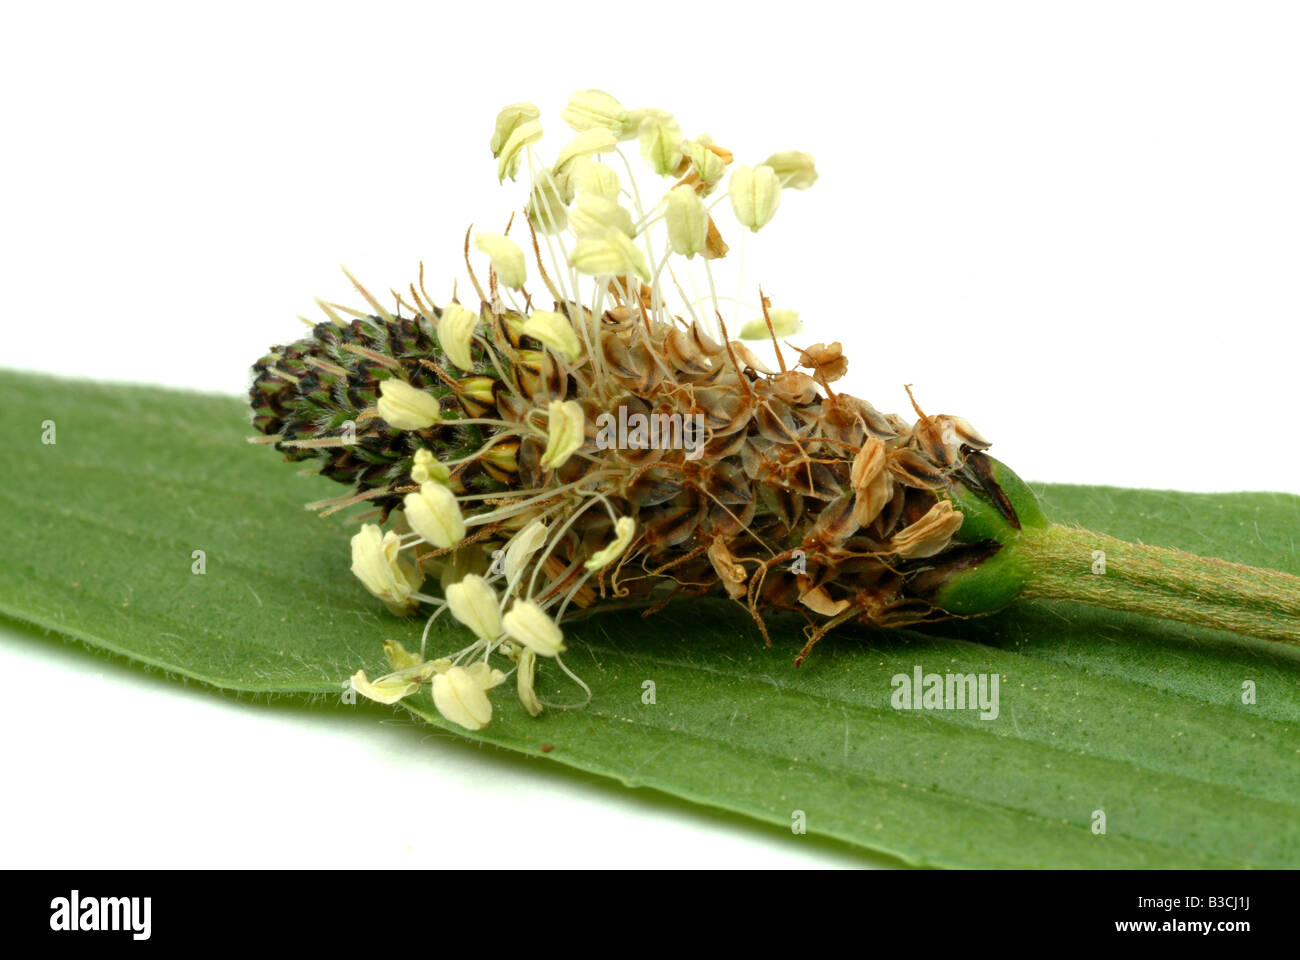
473 233 527 289
584 517 636 571
568 193 635 239
684 139 727 189
729 164 781 231
496 118 543 182
516 648 543 717
432 665 494 730
349 669 419 705
561 89 631 137
445 574 502 642
763 150 818 189
438 302 479 372
376 379 440 430
502 599 567 657
739 308 802 341
490 102 540 158
350 524 423 615
504 519 549 582
636 109 683 176
554 128 617 172
665 184 708 258
403 481 466 550
540 400 584 470
382 638 424 673
569 228 650 282
568 157 620 200
522 310 582 363
411 448 450 485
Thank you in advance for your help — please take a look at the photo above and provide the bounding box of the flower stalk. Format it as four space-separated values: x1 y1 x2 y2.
250 88 1300 735
1017 526 1300 645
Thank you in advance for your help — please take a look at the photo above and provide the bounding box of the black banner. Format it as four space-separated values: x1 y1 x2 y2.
6 869 1275 946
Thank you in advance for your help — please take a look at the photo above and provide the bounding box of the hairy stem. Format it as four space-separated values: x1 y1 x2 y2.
1018 525 1300 646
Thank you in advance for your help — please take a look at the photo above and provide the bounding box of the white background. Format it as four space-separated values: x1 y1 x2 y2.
1 1 1297 868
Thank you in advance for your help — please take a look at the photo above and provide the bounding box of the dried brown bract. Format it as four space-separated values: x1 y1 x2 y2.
796 341 848 384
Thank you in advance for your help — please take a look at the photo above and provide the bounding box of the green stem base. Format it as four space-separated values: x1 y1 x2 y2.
1017 525 1300 646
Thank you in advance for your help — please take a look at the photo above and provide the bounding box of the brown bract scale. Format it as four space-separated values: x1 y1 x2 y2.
796 341 849 385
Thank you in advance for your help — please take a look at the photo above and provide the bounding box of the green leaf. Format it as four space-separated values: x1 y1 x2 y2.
2 369 1297 868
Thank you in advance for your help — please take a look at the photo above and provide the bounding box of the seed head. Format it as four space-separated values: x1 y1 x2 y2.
250 90 1024 729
